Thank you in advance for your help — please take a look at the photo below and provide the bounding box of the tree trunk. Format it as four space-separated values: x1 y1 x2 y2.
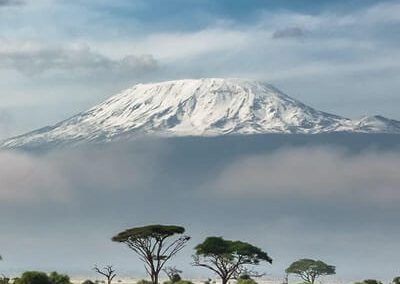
153 272 159 284
221 277 228 284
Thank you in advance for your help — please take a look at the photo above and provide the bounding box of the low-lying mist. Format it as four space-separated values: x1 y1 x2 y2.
0 134 399 281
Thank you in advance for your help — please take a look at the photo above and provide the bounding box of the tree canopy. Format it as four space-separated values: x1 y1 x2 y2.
13 271 71 284
48 272 70 284
193 237 272 284
112 225 185 242
195 237 272 264
286 259 335 284
112 224 190 284
14 271 53 284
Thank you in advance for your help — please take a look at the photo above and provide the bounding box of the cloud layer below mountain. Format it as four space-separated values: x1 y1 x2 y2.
0 138 399 280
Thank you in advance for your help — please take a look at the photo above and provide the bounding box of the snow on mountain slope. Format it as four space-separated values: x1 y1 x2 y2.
1 78 400 149
351 115 400 133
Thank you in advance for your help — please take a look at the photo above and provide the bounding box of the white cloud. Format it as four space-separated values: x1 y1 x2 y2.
0 43 158 75
86 1 400 80
0 142 162 204
208 147 400 204
0 151 70 203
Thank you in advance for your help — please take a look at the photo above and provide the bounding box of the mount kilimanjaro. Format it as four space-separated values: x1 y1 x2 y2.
1 78 400 149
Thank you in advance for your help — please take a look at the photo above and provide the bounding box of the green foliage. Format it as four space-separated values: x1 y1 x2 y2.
170 274 181 283
14 271 52 284
163 267 182 283
136 280 153 284
237 274 258 284
174 281 193 284
237 278 257 284
193 237 271 284
286 259 335 284
13 271 71 284
355 280 383 284
82 281 95 284
164 280 193 284
0 277 10 284
113 224 189 284
393 277 400 284
164 274 184 284
49 272 71 284
112 225 185 242
195 237 272 264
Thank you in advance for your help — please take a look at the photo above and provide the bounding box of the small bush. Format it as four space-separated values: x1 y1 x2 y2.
82 280 96 284
171 274 182 283
164 281 193 284
355 280 383 284
393 277 400 284
175 281 193 284
237 279 257 284
49 272 71 284
136 280 153 284
164 275 182 284
14 271 52 284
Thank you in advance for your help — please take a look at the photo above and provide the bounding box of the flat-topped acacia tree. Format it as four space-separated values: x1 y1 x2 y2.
192 237 272 284
286 259 336 284
112 225 190 284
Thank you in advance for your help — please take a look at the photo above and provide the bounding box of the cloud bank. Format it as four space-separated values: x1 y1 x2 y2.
0 139 399 280
210 147 400 204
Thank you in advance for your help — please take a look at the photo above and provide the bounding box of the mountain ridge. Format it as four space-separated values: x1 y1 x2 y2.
1 78 400 149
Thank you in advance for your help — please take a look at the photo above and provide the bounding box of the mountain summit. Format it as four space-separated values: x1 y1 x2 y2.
2 78 400 149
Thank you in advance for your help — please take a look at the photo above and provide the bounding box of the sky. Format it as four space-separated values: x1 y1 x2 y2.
0 0 400 139
1 0 400 282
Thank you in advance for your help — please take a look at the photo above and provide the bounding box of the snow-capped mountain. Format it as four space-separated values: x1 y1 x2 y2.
1 78 400 149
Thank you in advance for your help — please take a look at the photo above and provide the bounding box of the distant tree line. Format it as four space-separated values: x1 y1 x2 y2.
1 224 399 284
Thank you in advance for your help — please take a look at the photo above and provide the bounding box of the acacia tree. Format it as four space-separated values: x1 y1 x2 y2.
285 259 335 284
93 265 116 284
112 224 190 284
192 237 272 284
